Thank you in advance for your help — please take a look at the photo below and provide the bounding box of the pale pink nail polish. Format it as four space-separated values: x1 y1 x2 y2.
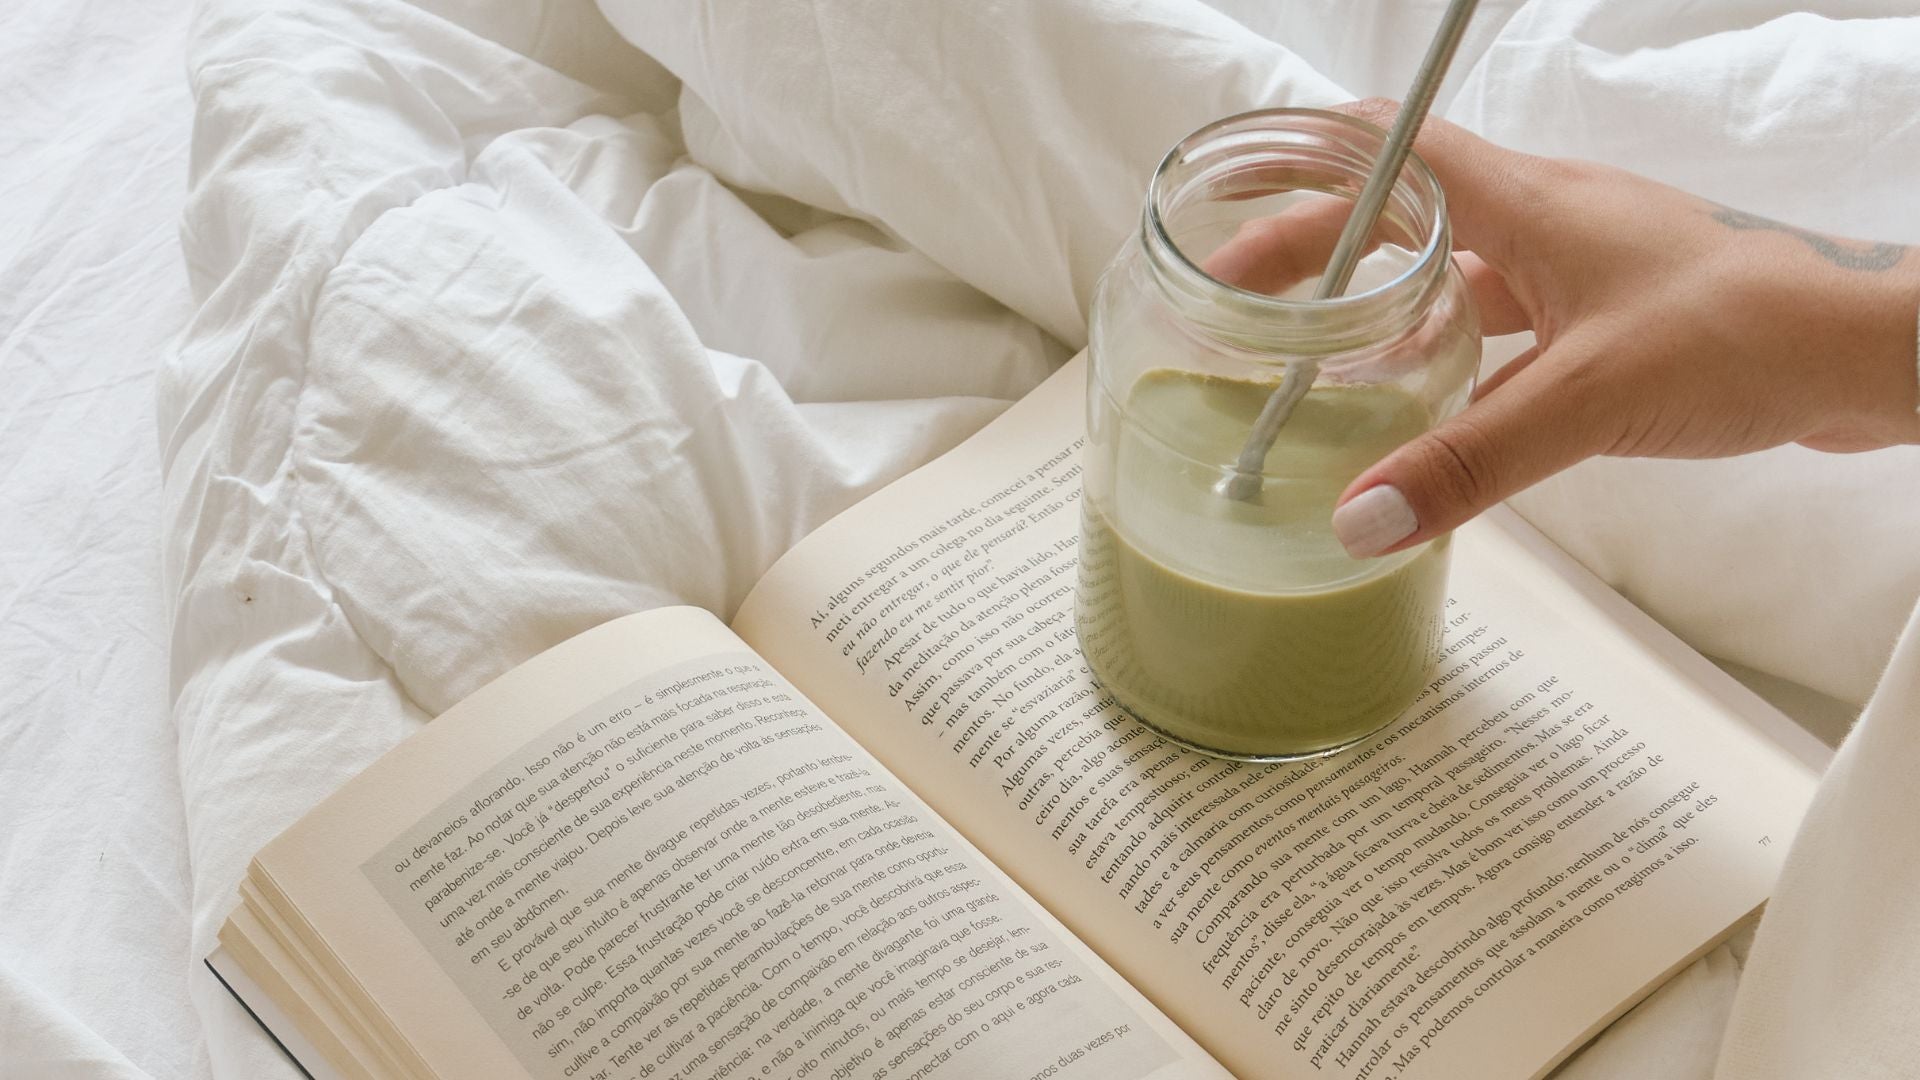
1332 485 1418 558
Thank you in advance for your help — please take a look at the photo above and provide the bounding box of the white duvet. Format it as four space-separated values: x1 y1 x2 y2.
133 1 1920 1077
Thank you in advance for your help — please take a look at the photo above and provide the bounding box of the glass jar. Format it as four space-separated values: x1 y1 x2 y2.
1076 108 1480 762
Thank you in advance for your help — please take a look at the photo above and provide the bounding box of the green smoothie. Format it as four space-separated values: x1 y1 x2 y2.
1076 369 1449 759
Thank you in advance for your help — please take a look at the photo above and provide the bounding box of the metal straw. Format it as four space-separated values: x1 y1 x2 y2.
1219 0 1481 501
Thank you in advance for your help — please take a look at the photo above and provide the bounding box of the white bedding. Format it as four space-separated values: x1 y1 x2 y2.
6 0 1918 1077
1 2 201 1077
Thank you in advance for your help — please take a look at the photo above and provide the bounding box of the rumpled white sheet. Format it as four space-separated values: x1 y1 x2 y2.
108 0 1920 1077
1718 609 1920 1078
0 2 201 1077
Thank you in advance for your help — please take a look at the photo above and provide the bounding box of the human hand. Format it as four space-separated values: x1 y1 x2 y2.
1211 99 1920 559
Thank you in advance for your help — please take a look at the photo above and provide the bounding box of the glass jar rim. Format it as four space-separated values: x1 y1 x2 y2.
1142 107 1452 354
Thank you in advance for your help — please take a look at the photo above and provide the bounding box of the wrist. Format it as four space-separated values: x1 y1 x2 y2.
1859 259 1920 444
1802 254 1920 449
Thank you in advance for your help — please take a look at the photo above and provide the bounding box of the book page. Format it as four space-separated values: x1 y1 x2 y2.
249 607 1224 1080
207 949 346 1080
732 356 1821 1080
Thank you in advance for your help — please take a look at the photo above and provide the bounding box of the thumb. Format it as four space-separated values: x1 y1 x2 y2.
1329 352 1612 558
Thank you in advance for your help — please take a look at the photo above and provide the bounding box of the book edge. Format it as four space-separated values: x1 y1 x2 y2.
204 948 333 1080
1484 504 1833 776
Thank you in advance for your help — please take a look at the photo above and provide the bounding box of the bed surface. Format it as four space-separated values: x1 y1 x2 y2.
5 1 1916 1077
2 2 202 1076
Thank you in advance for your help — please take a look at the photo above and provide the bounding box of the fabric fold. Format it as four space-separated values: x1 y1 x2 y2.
598 0 1346 345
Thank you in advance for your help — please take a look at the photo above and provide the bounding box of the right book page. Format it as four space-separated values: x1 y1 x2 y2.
733 355 1825 1080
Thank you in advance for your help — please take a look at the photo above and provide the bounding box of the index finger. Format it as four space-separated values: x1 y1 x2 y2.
1331 98 1543 272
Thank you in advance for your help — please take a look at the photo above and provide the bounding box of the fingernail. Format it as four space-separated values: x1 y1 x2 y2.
1332 485 1418 558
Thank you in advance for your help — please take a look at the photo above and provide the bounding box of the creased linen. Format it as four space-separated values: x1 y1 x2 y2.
1717 605 1920 1078
1 2 200 1077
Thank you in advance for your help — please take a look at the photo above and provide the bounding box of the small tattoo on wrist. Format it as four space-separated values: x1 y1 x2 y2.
1708 205 1907 272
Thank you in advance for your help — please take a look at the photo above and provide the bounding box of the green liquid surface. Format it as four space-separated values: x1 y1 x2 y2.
1077 370 1449 758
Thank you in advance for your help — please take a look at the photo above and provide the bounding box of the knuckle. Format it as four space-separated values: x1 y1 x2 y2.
1416 417 1505 512
1337 97 1402 131
1235 215 1286 246
1509 154 1611 214
1532 155 1591 185
1515 160 1590 214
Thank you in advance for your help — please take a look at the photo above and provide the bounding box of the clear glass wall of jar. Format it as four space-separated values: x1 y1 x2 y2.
1076 108 1480 761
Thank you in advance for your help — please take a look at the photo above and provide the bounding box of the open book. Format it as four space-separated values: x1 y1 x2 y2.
212 355 1827 1080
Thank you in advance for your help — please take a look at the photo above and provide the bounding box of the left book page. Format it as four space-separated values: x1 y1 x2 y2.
225 606 1226 1080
